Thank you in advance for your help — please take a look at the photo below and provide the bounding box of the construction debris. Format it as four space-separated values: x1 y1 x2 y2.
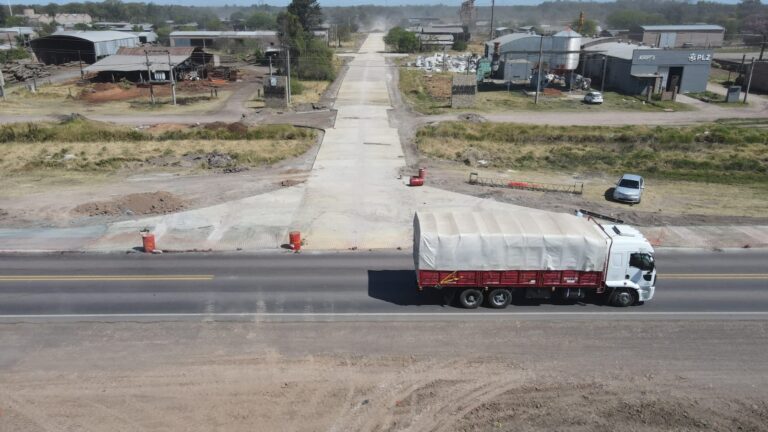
468 172 584 195
408 52 479 74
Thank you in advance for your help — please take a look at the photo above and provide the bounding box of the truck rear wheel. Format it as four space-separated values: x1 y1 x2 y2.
610 288 637 307
487 288 511 309
458 288 483 309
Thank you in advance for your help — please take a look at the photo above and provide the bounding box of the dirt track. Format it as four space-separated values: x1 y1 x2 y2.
1 320 767 431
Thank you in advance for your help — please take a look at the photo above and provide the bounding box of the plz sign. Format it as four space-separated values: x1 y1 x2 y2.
688 53 712 62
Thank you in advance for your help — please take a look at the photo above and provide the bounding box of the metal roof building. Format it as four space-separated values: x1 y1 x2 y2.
631 24 725 48
83 46 212 82
31 30 140 65
582 39 713 95
169 30 279 49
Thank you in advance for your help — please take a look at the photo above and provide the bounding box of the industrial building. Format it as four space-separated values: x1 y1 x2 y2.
630 24 725 48
169 31 279 50
484 31 581 86
31 31 141 65
581 39 713 95
83 46 212 82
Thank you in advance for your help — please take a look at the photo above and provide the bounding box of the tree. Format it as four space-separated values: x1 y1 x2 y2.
384 27 419 53
606 10 667 29
245 12 277 30
572 17 598 36
286 0 323 31
204 17 223 31
452 39 467 51
74 23 90 31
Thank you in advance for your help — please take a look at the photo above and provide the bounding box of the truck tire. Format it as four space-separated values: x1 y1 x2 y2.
458 288 483 309
487 288 511 309
610 288 637 307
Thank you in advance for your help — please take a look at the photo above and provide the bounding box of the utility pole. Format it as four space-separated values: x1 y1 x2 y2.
77 50 84 79
488 0 495 40
534 35 544 104
167 51 176 105
285 47 291 105
443 45 447 71
744 58 755 104
7 0 12 16
600 54 608 93
0 68 6 101
144 49 155 104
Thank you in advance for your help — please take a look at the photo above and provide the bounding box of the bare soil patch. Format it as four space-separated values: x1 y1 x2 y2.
423 161 768 226
0 321 766 432
72 191 186 217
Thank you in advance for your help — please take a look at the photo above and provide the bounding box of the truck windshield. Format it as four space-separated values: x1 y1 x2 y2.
619 179 640 189
630 253 655 271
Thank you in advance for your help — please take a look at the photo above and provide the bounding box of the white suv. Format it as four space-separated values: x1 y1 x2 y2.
584 91 604 104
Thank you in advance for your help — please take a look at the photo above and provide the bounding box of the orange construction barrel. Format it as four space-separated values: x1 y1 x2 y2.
141 232 156 253
289 231 301 251
418 167 426 179
409 176 424 187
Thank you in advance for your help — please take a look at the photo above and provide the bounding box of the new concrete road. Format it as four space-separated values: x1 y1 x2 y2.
0 249 767 321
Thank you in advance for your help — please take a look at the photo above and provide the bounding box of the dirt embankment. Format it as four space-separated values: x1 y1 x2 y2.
72 191 186 217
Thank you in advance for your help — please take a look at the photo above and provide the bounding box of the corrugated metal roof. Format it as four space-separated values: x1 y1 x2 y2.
421 26 464 34
117 46 195 56
489 33 535 45
169 30 277 37
584 41 655 60
84 51 193 73
640 24 724 31
52 30 140 42
554 30 582 37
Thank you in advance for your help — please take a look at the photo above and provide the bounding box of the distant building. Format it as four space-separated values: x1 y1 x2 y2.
419 34 454 50
31 31 140 65
0 27 36 46
93 22 154 32
416 24 468 44
169 31 279 50
19 8 92 28
630 24 725 48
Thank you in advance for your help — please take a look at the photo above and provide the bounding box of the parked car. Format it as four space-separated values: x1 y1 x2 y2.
613 174 644 203
584 91 604 104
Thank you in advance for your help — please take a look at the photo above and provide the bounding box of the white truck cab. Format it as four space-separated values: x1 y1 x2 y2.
600 224 657 305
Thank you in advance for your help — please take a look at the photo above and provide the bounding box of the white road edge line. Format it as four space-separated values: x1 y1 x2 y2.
1 312 768 318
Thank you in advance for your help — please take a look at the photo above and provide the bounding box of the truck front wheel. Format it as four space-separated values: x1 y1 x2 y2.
458 288 483 309
487 288 511 309
610 288 637 307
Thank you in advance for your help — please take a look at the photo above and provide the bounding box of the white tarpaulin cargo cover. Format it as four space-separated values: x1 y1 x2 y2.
414 210 609 271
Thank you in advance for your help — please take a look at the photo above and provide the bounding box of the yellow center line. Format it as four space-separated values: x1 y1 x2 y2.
0 275 215 282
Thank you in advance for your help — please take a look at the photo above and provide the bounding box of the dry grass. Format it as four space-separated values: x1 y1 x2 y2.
290 80 330 105
417 122 768 185
0 120 316 176
0 82 231 115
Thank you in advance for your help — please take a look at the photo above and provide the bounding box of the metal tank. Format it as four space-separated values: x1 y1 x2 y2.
550 30 581 71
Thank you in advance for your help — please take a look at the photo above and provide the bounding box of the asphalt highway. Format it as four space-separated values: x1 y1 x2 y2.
0 249 767 321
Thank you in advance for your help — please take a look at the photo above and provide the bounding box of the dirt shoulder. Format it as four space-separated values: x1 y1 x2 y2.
1 320 766 431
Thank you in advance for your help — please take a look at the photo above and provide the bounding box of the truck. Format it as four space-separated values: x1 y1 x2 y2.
413 209 657 309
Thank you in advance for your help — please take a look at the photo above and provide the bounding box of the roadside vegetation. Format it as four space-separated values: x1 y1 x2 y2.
0 119 316 174
416 121 768 184
399 69 690 114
